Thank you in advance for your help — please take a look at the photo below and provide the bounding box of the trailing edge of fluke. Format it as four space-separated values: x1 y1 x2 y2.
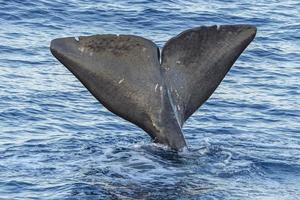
50 25 257 150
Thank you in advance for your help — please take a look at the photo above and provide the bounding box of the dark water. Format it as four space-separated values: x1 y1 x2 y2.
1 0 300 199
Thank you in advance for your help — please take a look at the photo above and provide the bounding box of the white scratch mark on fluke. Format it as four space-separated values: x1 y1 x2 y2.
118 78 124 84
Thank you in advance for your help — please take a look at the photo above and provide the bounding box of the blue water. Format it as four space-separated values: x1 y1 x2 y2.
0 0 300 199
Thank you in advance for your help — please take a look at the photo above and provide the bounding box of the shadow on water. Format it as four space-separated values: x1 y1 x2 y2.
65 142 233 200
64 139 300 200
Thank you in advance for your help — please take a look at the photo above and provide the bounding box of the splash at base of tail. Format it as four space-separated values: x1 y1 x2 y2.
50 25 256 150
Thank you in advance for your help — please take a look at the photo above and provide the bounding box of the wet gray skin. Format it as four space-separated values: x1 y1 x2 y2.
50 25 256 150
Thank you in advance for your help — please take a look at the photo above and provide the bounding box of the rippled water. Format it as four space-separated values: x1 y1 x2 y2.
1 0 300 199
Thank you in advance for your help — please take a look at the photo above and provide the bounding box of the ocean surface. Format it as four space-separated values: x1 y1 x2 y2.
0 0 299 199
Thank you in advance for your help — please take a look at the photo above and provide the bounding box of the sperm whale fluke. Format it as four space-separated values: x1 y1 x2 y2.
50 25 256 150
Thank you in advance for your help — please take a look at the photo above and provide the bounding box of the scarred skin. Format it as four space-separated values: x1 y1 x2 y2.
50 25 256 150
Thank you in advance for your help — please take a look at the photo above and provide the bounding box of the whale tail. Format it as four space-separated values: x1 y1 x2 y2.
50 25 256 150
